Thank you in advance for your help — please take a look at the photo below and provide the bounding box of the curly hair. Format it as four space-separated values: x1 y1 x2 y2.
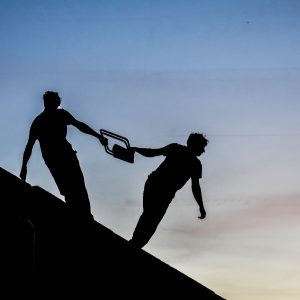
187 133 208 148
43 91 61 108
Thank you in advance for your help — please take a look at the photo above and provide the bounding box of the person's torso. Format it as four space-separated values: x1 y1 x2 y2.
149 143 202 192
32 109 74 160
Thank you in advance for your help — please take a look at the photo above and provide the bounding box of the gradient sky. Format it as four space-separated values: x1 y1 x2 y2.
1 1 300 299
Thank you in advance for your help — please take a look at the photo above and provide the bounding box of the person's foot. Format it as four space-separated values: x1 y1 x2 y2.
128 239 142 250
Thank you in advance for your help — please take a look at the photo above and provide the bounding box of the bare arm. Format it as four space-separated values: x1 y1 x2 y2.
131 146 167 157
20 130 37 181
191 176 206 219
69 117 107 146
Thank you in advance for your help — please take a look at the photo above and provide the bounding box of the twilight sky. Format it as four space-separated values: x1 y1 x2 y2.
1 1 300 299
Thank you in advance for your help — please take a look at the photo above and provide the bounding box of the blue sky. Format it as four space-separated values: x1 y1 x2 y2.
1 1 300 299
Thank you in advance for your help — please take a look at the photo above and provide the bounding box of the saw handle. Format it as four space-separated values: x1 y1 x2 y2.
100 129 134 163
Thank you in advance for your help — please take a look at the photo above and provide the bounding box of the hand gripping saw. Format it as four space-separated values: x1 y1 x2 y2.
100 129 134 164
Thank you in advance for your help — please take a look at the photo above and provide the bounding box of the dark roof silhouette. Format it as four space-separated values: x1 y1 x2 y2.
1 166 225 299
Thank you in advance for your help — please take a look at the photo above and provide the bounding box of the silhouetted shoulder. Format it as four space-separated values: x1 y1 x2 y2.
163 143 195 156
31 109 73 124
161 143 180 156
57 109 76 125
31 111 44 124
30 113 45 134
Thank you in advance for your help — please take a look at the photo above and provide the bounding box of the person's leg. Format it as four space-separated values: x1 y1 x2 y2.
51 152 94 223
64 190 94 223
130 207 167 248
130 181 171 248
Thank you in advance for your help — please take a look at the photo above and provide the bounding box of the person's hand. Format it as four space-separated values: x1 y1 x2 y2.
198 207 206 219
99 135 108 146
20 165 27 181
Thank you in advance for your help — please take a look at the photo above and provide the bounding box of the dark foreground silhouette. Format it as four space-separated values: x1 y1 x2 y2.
129 133 208 248
20 91 107 223
1 167 225 299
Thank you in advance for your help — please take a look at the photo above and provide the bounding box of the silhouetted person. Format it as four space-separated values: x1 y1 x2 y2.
129 133 208 248
20 91 107 224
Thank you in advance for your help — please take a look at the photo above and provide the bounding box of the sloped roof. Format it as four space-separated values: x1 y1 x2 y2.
1 167 225 299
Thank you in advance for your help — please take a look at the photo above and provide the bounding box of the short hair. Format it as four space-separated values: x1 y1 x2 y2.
43 91 61 107
187 133 208 148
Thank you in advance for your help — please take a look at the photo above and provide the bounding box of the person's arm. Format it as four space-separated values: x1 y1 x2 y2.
191 176 206 219
131 145 168 157
20 128 37 181
67 113 107 146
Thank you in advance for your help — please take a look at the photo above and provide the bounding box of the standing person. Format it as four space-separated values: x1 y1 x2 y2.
129 133 208 248
20 91 107 223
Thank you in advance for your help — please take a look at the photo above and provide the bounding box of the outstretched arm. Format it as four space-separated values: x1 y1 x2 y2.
191 176 206 219
70 117 107 146
131 146 167 157
20 131 36 181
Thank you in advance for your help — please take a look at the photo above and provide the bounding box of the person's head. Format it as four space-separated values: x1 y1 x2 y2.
187 133 208 156
43 91 61 110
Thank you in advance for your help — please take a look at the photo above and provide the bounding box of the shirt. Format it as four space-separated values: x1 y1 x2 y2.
149 143 202 193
